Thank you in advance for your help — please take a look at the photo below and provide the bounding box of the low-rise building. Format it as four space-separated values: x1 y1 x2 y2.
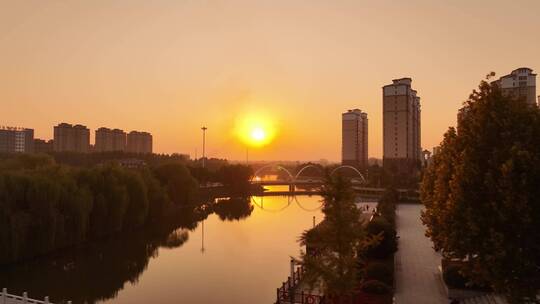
34 139 54 153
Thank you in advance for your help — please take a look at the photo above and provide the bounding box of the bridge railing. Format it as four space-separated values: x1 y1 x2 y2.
1 288 69 304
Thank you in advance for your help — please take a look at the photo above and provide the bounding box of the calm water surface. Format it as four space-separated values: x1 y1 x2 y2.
104 194 323 304
0 192 322 304
0 190 376 304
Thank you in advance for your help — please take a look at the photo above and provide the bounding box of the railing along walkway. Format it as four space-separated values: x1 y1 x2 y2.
275 265 325 304
1 288 70 304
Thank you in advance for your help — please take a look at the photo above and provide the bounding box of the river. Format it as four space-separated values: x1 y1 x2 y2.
0 188 376 304
0 190 322 304
102 194 324 304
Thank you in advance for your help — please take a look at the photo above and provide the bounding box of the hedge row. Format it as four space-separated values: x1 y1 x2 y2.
360 188 399 298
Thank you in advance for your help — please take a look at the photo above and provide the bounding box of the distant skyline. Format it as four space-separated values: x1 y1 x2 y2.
1 0 539 161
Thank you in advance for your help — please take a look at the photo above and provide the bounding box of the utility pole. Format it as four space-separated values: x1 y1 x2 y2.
201 126 207 168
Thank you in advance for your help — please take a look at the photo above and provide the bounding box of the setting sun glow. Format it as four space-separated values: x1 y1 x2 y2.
251 127 266 142
235 113 277 148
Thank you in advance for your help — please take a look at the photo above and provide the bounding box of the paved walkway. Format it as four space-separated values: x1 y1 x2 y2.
394 204 448 304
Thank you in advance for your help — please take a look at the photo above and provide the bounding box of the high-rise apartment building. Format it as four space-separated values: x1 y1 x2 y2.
341 109 368 171
494 67 537 105
127 131 152 154
0 126 34 153
95 128 127 152
53 123 90 153
382 78 422 174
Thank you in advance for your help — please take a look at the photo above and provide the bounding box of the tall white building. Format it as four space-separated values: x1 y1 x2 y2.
382 78 421 174
494 67 537 105
341 109 368 171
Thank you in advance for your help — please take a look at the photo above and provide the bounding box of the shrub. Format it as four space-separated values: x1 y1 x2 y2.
365 262 393 286
366 216 398 258
443 264 467 289
361 280 391 295
376 189 397 225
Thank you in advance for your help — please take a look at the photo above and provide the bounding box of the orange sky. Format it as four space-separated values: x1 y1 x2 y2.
1 1 539 161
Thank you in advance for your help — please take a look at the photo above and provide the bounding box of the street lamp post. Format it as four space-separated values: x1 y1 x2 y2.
201 126 207 168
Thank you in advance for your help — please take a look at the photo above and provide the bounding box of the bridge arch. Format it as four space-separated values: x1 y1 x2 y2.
252 164 294 182
294 164 324 181
293 196 323 212
330 165 366 183
251 196 292 213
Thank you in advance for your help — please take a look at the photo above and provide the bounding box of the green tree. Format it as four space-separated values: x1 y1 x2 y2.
139 168 171 223
421 76 540 303
0 155 202 265
122 171 149 229
298 175 374 299
153 162 199 207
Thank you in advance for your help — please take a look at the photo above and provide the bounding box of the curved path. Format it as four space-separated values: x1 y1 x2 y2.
394 204 448 304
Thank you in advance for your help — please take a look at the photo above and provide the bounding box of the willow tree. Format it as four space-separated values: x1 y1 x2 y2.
421 75 540 303
298 174 374 300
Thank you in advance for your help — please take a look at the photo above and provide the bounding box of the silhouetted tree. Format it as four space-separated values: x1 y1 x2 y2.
153 162 199 207
216 164 253 196
298 175 375 300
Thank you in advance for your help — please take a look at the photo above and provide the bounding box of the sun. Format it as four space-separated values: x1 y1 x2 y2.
234 113 277 148
251 127 266 142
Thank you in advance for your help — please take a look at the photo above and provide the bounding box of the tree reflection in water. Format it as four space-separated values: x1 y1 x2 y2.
0 210 204 304
212 197 253 221
0 197 254 303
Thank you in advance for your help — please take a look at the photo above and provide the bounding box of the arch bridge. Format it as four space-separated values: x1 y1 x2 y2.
251 163 367 192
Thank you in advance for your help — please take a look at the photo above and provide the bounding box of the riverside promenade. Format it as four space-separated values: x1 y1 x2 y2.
394 204 448 304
